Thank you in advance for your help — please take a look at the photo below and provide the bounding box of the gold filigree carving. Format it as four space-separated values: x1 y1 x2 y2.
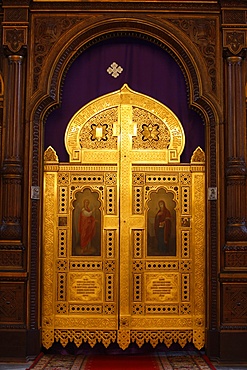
117 329 130 350
142 123 159 141
42 172 57 339
193 328 205 350
42 329 54 350
193 173 205 331
54 317 117 329
65 85 185 163
132 107 170 149
191 146 205 163
131 330 193 349
44 146 59 162
79 108 118 150
54 329 117 348
91 123 108 142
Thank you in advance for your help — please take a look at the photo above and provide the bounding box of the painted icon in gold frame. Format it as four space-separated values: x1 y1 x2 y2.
147 188 176 256
72 188 101 256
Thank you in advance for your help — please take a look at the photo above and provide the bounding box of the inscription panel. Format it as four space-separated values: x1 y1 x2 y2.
145 273 179 302
69 273 103 301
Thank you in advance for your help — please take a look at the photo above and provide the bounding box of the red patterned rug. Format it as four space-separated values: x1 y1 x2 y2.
28 351 216 369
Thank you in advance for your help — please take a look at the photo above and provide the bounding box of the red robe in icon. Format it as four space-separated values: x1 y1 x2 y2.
78 207 96 250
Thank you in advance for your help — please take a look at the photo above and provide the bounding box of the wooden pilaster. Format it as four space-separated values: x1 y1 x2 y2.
0 54 24 240
224 54 247 243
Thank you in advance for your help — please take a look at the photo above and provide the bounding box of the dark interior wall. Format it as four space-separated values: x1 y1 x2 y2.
44 37 205 163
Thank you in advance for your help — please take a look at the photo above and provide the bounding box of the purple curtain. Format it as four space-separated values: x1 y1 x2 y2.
44 37 204 163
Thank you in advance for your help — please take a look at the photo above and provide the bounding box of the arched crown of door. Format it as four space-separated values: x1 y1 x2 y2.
65 84 185 164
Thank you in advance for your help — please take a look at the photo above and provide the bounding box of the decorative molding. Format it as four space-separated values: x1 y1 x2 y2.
224 250 247 269
1 162 23 175
220 0 247 7
0 224 22 240
223 30 246 55
220 325 247 330
2 0 29 5
222 284 247 325
226 159 246 186
4 8 28 23
0 250 23 268
30 98 55 330
33 16 83 92
31 2 220 12
223 10 247 25
0 324 26 329
0 276 28 282
32 17 203 104
224 245 247 251
169 18 217 92
226 224 247 242
220 276 247 283
3 26 28 54
46 328 202 351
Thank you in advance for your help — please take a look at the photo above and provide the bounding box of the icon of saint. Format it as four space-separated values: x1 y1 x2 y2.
154 200 171 253
78 199 96 253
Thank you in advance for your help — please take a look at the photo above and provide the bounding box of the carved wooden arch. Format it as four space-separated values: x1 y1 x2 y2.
30 17 220 335
31 17 222 125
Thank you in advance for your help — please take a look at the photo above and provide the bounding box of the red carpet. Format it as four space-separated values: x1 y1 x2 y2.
28 352 216 369
85 354 160 369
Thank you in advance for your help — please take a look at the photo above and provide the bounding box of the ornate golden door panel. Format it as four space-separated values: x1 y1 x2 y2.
42 85 205 350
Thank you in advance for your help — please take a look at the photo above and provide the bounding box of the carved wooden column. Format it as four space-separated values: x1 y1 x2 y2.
225 53 247 243
219 17 247 360
0 0 32 359
0 54 24 240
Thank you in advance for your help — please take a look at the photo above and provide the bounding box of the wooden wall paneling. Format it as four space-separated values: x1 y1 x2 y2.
0 0 32 359
216 0 247 362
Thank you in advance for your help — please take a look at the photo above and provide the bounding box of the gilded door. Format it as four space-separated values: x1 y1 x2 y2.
42 85 205 350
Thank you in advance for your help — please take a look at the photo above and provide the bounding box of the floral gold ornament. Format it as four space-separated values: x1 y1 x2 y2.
91 123 108 141
141 123 159 141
